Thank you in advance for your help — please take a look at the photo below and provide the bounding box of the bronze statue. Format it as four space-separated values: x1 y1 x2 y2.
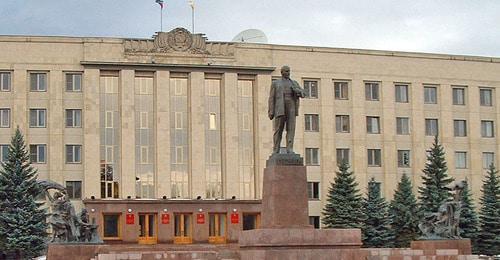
268 66 305 154
418 181 465 239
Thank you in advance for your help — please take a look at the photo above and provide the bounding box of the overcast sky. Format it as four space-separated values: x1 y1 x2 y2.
1 0 499 57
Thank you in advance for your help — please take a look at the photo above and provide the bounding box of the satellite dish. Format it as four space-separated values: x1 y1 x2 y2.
232 29 268 43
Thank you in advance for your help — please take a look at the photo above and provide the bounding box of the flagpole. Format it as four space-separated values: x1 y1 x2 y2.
191 7 194 33
160 7 163 31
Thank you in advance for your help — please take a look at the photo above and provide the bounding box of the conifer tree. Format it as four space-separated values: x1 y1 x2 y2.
322 160 364 229
476 164 500 256
362 178 394 247
418 135 454 214
458 180 479 252
389 173 419 247
0 128 47 258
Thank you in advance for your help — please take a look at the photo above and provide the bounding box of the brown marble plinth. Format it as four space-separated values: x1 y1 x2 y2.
261 154 309 229
47 243 104 260
411 239 472 255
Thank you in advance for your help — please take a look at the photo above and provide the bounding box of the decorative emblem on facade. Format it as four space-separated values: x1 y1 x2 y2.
124 27 234 56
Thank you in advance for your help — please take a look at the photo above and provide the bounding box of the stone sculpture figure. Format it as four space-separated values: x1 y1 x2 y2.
268 65 306 154
418 181 465 239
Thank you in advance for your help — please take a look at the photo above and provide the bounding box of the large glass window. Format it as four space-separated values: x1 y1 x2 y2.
367 149 381 167
395 84 409 103
305 148 320 166
66 73 82 92
480 88 493 106
424 86 437 104
454 120 467 137
0 72 11 91
238 79 255 199
0 109 10 128
366 116 380 134
365 82 380 101
396 117 410 135
455 152 467 169
66 109 82 128
334 81 348 100
103 214 121 239
66 181 82 199
303 80 318 98
30 73 47 92
29 109 46 128
304 114 319 132
335 115 350 133
481 120 494 138
425 118 439 136
452 87 466 105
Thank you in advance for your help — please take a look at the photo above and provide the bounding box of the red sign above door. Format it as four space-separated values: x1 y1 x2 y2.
161 213 170 224
126 213 135 224
196 213 205 224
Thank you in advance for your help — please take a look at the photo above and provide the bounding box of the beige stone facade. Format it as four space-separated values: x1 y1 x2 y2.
1 28 500 233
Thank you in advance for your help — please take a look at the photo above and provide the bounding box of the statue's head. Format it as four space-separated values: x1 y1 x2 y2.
281 66 290 79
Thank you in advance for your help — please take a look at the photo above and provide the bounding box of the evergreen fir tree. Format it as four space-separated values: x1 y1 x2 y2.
476 164 500 256
362 178 394 247
322 160 364 229
458 179 479 253
0 128 47 258
389 173 419 247
418 135 454 214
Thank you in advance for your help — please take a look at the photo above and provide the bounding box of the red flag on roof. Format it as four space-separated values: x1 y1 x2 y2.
156 0 164 9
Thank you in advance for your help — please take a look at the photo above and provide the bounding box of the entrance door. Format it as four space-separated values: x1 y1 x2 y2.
174 213 193 244
208 213 226 244
138 213 157 244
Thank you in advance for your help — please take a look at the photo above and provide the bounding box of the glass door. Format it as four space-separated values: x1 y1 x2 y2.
174 213 192 244
138 213 157 244
208 213 226 244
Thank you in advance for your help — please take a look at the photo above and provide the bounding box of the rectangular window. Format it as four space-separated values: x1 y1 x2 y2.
0 109 10 128
66 145 82 163
398 150 411 167
396 117 410 135
366 116 380 134
209 113 217 130
140 146 149 164
139 112 148 129
105 146 114 163
336 148 350 164
309 216 320 229
303 80 318 98
455 151 467 169
307 182 320 200
425 119 439 136
242 213 260 231
174 112 183 129
335 115 350 133
30 73 47 92
367 149 381 167
29 144 46 163
395 84 409 103
480 88 493 106
483 152 495 169
334 81 349 100
175 146 184 164
0 72 11 91
66 181 82 199
65 109 82 128
105 111 114 128
66 73 82 92
452 87 466 105
305 148 320 166
241 113 251 131
209 147 218 164
424 86 437 104
454 120 467 137
481 120 494 138
365 82 380 101
103 214 121 238
29 109 46 128
304 114 319 132
0 145 9 162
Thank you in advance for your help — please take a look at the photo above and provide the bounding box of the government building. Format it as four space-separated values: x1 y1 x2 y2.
0 28 499 244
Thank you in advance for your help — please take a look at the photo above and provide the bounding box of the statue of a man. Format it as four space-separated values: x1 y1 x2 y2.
268 66 305 154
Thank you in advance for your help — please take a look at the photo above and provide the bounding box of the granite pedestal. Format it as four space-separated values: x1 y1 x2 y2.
411 239 472 255
239 153 363 260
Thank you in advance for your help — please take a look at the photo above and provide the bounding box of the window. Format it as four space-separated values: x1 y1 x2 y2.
483 152 495 169
455 152 467 169
307 182 320 200
66 109 82 128
304 114 319 132
30 73 47 91
209 147 218 164
0 145 9 162
105 146 114 163
424 86 437 104
66 145 82 163
309 216 320 229
336 148 350 164
481 120 494 137
452 87 466 105
425 119 439 136
29 144 46 163
140 112 148 129
103 214 121 239
366 116 380 134
209 113 217 130
396 117 410 135
29 109 46 128
303 80 318 98
335 115 350 133
305 148 319 166
395 84 409 103
454 120 467 137
66 181 82 199
241 113 251 131
175 146 184 164
480 88 493 106
0 72 11 91
398 150 411 167
105 111 114 128
66 73 82 92
0 109 10 128
140 146 149 164
242 213 260 230
334 81 348 100
365 82 379 101
367 149 381 167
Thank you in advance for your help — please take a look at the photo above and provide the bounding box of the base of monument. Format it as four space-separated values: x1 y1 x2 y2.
410 239 472 255
239 228 363 260
47 243 105 260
